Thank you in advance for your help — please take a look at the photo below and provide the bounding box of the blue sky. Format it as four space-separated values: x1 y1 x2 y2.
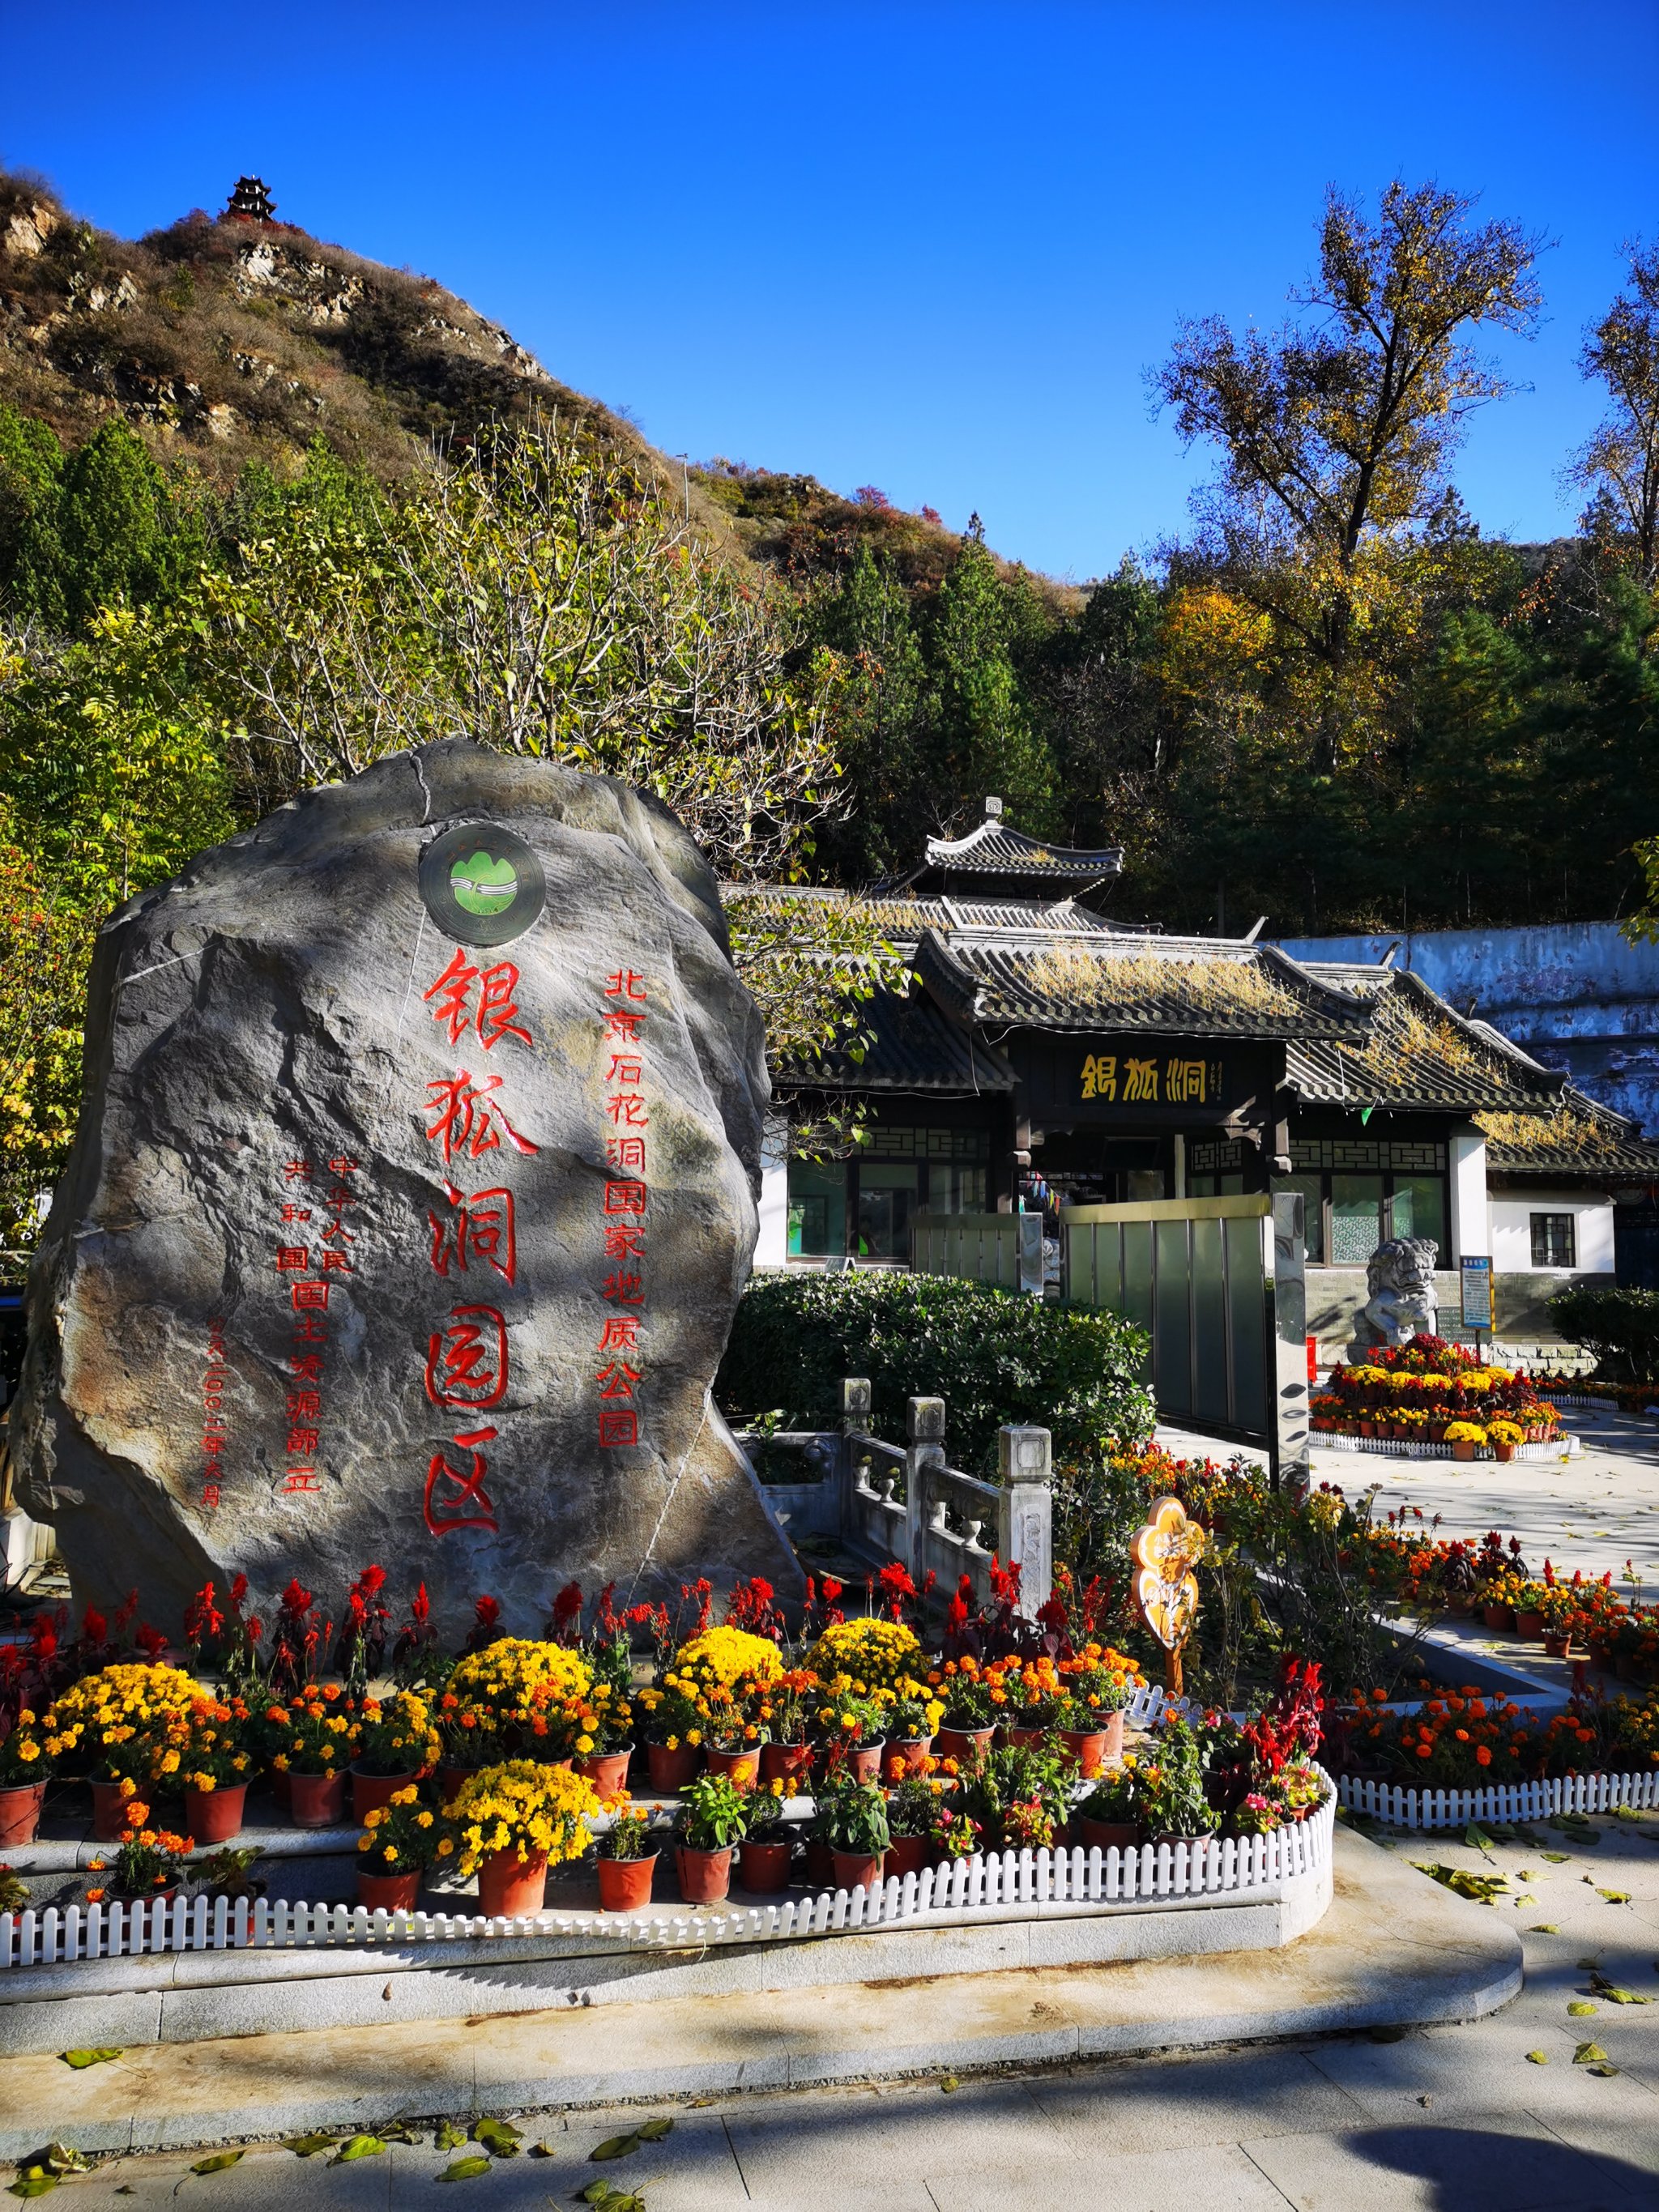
6 2 1655 580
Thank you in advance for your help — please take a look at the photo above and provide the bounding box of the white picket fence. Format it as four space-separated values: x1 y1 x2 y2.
0 1790 1333 1973
1316 1432 1575 1462
1339 1767 1659 1832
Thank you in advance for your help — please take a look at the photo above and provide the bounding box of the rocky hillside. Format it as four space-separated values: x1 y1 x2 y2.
0 169 731 526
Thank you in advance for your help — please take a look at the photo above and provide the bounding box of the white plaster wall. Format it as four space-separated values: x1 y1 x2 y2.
1490 1193 1614 1276
754 1115 790 1269
1449 1128 1490 1263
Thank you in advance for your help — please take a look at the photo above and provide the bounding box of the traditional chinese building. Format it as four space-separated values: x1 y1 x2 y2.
751 801 1659 1347
221 176 278 224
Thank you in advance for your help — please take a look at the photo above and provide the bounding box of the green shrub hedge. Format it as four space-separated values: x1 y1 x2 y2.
715 1271 1154 1477
1546 1283 1659 1383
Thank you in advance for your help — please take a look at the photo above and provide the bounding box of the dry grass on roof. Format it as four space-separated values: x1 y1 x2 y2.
1347 997 1518 1090
1475 1106 1630 1159
1019 945 1307 1017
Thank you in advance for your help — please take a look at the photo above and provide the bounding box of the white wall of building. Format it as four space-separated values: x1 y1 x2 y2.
1490 1191 1615 1276
755 1115 790 1269
1448 1127 1490 1264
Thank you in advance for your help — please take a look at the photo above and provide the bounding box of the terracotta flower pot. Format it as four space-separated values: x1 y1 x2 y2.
674 1843 732 1904
357 1867 421 1913
288 1770 347 1829
597 1852 659 1913
1516 1609 1546 1640
1452 1441 1476 1462
116 1886 179 1917
91 1779 135 1842
1002 1724 1047 1750
1482 1604 1515 1631
576 1747 633 1797
759 1741 812 1788
1494 1443 1516 1464
935 1726 994 1766
804 1839 836 1888
885 1832 932 1880
185 1781 247 1844
832 1848 885 1894
646 1741 702 1792
437 1763 482 1807
1154 1831 1217 1855
1078 1816 1140 1851
846 1742 884 1784
1543 1633 1572 1659
883 1737 933 1782
0 1781 46 1849
478 1848 548 1917
737 1837 794 1894
351 1767 420 1822
704 1745 760 1792
1059 1711 1124 1777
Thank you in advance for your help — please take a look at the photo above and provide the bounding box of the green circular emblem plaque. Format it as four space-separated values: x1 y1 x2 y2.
419 822 546 948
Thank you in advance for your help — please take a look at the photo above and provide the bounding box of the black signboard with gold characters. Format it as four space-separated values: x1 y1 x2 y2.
1008 1035 1282 1127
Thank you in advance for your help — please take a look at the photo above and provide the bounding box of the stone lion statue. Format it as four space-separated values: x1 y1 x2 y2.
1358 1237 1440 1347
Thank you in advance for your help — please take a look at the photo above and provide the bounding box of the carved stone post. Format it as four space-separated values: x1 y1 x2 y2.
840 1377 872 1544
997 1425 1052 1620
905 1396 946 1585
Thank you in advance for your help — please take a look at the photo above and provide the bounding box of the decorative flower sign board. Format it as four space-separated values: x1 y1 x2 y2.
1132 1495 1205 1696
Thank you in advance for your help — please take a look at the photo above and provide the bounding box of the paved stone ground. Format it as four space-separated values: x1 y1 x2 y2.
15 1810 1659 2209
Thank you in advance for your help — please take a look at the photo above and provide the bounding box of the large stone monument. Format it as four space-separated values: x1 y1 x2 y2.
11 741 800 1634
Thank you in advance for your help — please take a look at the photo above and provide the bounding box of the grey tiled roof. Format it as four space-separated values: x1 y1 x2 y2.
915 931 1373 1041
1286 967 1570 1111
919 820 1124 881
773 987 1015 1093
1478 1086 1659 1178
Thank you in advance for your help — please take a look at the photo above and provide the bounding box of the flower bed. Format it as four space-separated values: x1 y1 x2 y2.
1320 1433 1576 1462
1311 1336 1562 1453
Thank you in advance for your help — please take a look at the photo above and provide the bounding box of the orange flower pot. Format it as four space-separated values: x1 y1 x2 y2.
759 1741 813 1788
437 1763 483 1807
646 1742 702 1792
288 1771 347 1829
885 1832 932 1880
935 1726 994 1766
1002 1724 1047 1750
596 1853 659 1913
1516 1609 1545 1640
576 1748 633 1797
351 1767 420 1822
357 1867 421 1913
832 1849 885 1894
90 1779 134 1842
184 1782 247 1844
704 1745 760 1792
477 1848 548 1917
737 1838 794 1894
674 1844 732 1904
1078 1816 1141 1851
883 1737 932 1781
0 1782 45 1849
1060 1710 1124 1775
1452 1442 1476 1462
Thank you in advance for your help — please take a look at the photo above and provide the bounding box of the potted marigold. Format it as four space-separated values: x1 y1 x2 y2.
881 1694 941 1782
673 1772 748 1903
595 1795 661 1913
85 1797 193 1912
1137 1720 1217 1849
736 1782 794 1894
356 1784 443 1912
1444 1420 1486 1464
0 1712 60 1849
812 1773 890 1892
654 1626 781 1793
46 1662 199 1839
352 1689 440 1820
164 1694 255 1844
813 1690 888 1783
805 1617 926 1697
447 1760 599 1917
926 1657 1002 1763
1487 1417 1525 1465
755 1669 817 1788
1054 1646 1144 1774
265 1686 363 1826
635 1681 706 1792
571 1681 636 1798
441 1639 594 1787
885 1771 945 1879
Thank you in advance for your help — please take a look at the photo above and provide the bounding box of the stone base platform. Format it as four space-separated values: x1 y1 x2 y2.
0 1830 1520 2159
